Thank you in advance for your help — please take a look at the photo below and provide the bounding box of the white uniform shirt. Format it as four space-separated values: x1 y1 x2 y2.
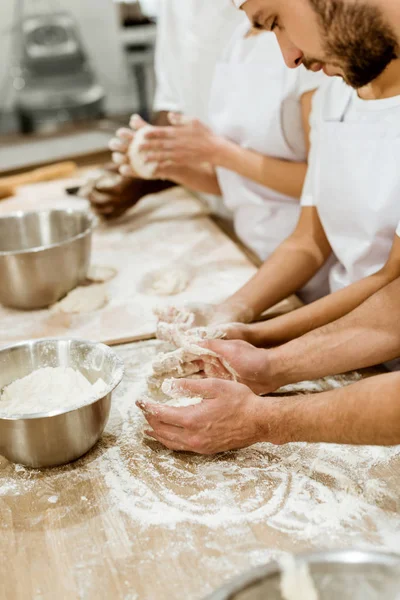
153 0 244 124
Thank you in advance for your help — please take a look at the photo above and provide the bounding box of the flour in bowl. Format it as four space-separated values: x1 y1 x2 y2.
0 367 107 417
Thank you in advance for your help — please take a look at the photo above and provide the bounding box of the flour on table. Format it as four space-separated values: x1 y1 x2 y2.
0 367 107 416
128 126 159 179
52 284 108 314
279 555 319 600
87 265 118 283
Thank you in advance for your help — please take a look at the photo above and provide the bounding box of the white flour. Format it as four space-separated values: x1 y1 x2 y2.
0 367 107 416
279 555 319 600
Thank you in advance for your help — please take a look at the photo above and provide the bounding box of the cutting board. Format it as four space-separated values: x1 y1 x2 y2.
0 186 259 348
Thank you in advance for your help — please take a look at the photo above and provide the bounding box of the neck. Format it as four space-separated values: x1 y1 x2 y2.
358 59 400 99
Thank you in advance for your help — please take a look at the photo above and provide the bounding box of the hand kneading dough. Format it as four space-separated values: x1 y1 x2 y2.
128 126 159 179
52 284 108 314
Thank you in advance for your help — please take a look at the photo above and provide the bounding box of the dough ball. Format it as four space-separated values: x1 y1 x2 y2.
143 267 190 297
52 284 108 314
128 126 159 179
87 265 118 283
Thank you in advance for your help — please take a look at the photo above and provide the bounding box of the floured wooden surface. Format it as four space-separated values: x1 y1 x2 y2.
0 339 399 600
0 185 258 348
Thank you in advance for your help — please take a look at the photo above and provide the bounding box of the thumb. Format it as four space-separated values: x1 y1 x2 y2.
130 113 149 131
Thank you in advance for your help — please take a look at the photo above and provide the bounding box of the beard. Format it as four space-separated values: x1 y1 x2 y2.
309 0 398 88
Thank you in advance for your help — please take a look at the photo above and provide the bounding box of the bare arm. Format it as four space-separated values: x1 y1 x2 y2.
249 234 400 346
154 162 222 195
265 274 400 388
269 372 400 446
218 206 332 321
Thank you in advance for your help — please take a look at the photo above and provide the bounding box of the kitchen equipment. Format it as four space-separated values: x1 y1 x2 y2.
15 12 105 133
0 161 77 199
0 208 95 310
207 550 400 600
0 338 124 468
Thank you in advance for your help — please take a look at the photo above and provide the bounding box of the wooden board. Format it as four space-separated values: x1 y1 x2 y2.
0 186 260 348
0 339 399 600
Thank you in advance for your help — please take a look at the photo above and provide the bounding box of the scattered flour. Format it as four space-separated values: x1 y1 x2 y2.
47 495 58 504
52 284 108 314
0 367 107 416
128 126 158 179
279 555 319 600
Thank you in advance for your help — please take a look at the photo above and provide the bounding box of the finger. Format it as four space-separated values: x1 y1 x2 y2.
145 153 174 165
116 127 135 140
136 400 195 428
143 128 172 140
144 419 183 436
112 152 128 166
109 138 129 152
119 165 136 178
130 114 149 131
167 377 217 400
145 430 191 452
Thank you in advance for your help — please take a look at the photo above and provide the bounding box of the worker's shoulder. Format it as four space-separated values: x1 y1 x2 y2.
311 77 353 122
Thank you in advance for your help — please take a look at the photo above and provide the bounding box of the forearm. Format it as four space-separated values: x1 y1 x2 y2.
250 268 396 346
266 277 400 388
220 237 327 322
214 137 307 199
166 165 221 195
265 372 400 446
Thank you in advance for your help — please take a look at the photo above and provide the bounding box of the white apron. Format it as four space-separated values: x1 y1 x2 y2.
315 89 400 293
208 31 331 302
209 33 301 261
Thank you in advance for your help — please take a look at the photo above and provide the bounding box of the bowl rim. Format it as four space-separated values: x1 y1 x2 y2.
0 208 97 257
206 549 400 600
0 337 124 421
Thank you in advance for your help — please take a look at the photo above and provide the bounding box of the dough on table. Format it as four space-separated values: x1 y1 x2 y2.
52 284 108 314
142 267 191 297
87 265 118 283
128 126 159 179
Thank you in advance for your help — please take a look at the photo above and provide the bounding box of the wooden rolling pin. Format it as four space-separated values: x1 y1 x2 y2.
0 161 78 200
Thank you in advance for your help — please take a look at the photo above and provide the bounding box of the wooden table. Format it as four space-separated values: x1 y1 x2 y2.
1 177 399 600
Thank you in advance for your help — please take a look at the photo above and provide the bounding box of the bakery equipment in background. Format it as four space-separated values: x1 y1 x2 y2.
15 10 105 133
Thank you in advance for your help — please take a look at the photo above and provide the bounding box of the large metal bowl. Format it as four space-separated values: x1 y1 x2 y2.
207 550 400 600
0 209 95 310
0 338 124 468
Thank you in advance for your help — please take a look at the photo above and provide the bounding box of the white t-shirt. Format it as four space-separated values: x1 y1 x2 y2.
153 0 244 124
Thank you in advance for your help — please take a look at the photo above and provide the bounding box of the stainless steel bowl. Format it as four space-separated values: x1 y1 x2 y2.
207 550 400 600
0 338 124 468
0 209 95 310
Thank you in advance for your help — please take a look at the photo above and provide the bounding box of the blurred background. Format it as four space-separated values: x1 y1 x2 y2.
0 0 160 173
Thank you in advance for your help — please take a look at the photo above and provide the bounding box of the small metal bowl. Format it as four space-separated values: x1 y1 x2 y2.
207 550 400 600
0 338 124 468
0 209 95 310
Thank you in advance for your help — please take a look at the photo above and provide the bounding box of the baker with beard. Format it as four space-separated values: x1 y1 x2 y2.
138 0 400 453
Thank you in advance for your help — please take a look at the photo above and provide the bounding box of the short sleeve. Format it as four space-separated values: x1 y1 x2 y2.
297 66 327 98
300 87 323 207
153 1 182 113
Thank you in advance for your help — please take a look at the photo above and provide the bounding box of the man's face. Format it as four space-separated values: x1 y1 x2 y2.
242 0 398 88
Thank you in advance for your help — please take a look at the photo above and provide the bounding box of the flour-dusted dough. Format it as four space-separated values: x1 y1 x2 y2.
143 378 203 409
128 126 159 179
148 268 190 296
87 265 118 283
52 284 108 314
279 556 319 600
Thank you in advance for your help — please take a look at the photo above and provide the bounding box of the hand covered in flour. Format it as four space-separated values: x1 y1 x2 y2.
155 302 253 346
138 378 281 454
139 113 224 168
176 339 274 396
